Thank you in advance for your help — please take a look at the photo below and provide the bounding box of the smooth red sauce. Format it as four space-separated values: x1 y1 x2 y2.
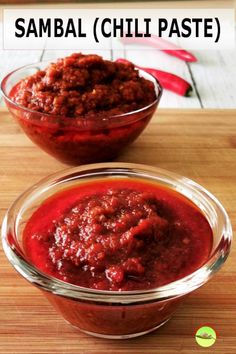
23 179 213 291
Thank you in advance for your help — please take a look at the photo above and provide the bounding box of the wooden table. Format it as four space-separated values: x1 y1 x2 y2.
0 107 235 353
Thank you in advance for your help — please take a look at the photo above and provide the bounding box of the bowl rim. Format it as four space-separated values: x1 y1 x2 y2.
0 60 162 125
1 163 232 304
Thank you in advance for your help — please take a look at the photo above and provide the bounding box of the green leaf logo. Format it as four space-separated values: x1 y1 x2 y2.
195 326 217 347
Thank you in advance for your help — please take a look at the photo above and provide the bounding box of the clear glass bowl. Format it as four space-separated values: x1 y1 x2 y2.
1 63 162 165
1 163 232 339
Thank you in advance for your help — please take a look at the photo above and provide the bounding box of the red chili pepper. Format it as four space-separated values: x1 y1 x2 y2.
116 58 193 97
120 35 197 63
162 49 197 63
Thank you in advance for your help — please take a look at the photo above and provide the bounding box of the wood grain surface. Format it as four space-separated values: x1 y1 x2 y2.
0 107 235 353
0 1 233 10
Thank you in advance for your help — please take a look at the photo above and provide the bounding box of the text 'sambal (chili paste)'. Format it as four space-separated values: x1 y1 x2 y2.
23 179 213 291
11 53 156 118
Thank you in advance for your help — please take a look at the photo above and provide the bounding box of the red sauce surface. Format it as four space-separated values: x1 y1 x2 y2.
11 53 156 118
23 179 213 291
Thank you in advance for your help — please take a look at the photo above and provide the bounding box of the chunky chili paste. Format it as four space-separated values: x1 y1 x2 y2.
23 179 213 291
11 53 156 118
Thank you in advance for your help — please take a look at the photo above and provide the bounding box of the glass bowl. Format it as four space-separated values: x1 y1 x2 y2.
1 62 162 165
1 163 232 339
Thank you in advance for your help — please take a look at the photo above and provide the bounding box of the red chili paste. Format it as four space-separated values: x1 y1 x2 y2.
8 54 157 164
23 179 213 291
11 53 156 118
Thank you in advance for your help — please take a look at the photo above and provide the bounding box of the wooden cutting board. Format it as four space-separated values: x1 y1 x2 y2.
0 107 235 354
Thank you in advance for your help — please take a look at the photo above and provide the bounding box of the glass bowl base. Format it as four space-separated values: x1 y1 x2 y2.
67 317 171 339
